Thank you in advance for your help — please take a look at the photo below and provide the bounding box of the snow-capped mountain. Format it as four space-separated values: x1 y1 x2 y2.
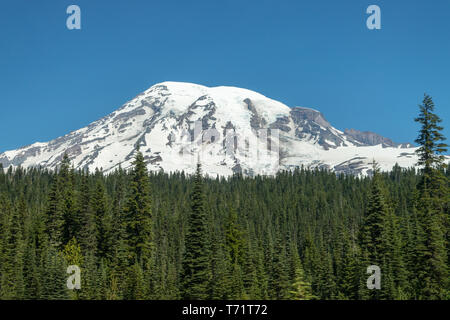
0 81 421 176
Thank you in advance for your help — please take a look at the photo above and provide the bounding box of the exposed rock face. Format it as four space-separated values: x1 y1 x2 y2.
0 82 423 176
290 107 359 150
344 128 412 148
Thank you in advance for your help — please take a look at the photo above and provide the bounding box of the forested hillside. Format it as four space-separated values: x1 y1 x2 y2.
0 95 448 300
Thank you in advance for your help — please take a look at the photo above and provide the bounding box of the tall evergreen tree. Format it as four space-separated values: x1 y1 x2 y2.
77 171 97 255
0 198 25 299
40 246 69 300
181 162 212 299
415 94 448 184
122 148 153 268
45 176 65 249
288 246 315 300
59 154 79 245
359 163 401 299
225 207 243 265
414 94 448 299
92 179 113 260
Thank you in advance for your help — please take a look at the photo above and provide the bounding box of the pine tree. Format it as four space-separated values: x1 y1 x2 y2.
62 237 84 299
241 234 259 298
123 148 153 268
77 171 97 255
181 162 212 299
270 235 290 299
288 245 315 300
414 190 448 299
414 94 448 185
0 197 25 299
359 163 397 299
225 207 243 265
40 246 69 300
210 238 231 299
23 229 40 299
414 94 448 299
62 237 84 268
59 154 79 245
92 179 113 260
45 176 65 249
289 263 315 300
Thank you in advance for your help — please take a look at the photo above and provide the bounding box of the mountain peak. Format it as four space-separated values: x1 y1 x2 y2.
0 81 423 176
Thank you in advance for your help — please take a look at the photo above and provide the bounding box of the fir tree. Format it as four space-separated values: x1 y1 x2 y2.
225 207 243 265
62 237 84 300
0 198 25 299
270 235 290 299
289 263 315 300
77 171 97 255
92 179 113 260
414 94 448 184
123 148 153 268
40 246 69 300
45 176 64 249
359 162 400 299
181 162 212 299
59 154 79 245
288 244 315 300
414 94 448 299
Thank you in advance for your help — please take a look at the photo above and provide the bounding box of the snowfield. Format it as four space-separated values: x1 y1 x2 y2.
1 81 444 177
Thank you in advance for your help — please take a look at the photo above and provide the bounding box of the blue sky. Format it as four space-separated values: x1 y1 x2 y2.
1 0 449 152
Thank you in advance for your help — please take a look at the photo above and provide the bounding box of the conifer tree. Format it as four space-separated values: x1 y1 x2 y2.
62 237 84 300
40 246 69 300
225 207 243 265
210 239 231 299
0 127 447 301
92 179 113 260
359 163 398 299
270 235 290 299
288 245 315 300
0 198 25 299
414 94 448 299
123 148 153 268
181 162 212 299
241 235 259 298
77 172 97 255
59 154 79 245
289 262 315 300
415 94 448 186
23 233 40 299
45 176 65 249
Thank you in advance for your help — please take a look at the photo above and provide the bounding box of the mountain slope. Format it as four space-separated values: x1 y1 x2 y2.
0 81 422 176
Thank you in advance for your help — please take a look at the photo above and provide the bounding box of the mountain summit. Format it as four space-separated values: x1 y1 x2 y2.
0 81 418 176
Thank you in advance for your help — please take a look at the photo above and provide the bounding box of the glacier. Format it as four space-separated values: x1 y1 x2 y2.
0 81 428 177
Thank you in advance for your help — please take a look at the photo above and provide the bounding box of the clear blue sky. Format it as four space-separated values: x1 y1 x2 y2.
1 0 449 152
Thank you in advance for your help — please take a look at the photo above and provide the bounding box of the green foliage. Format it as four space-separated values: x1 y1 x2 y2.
414 94 448 173
181 162 212 300
359 163 407 299
289 264 315 300
62 237 84 267
123 149 153 268
0 96 448 301
413 94 449 299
